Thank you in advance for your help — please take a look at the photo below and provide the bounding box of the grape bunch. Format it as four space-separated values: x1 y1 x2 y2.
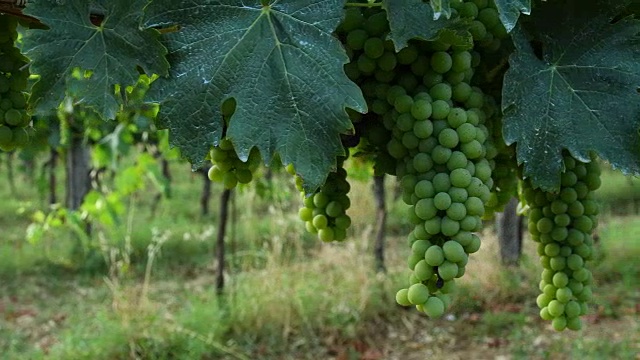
337 4 498 316
521 153 601 331
0 15 31 151
294 158 352 242
207 140 261 190
392 85 494 318
207 98 261 189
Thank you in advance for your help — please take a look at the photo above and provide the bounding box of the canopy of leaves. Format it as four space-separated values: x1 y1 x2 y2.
502 0 640 191
383 0 472 50
494 0 530 32
143 0 365 192
20 0 168 120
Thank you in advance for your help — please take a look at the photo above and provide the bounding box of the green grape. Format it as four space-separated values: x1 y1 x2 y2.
447 151 468 170
445 71 465 85
469 20 487 41
438 261 459 281
448 187 468 203
556 287 573 303
441 216 460 236
423 296 444 318
298 207 313 222
552 316 567 331
461 140 483 159
415 180 435 199
395 288 412 306
450 168 472 188
459 2 479 18
222 171 238 189
447 107 468 128
390 43 415 63
313 193 330 209
318 228 334 242
442 240 466 262
465 91 485 108
432 145 452 164
415 199 437 220
411 99 432 120
477 8 500 31
364 37 385 59
437 128 459 149
452 82 472 103
340 7 364 32
325 201 343 218
425 245 445 266
433 173 452 192
357 54 377 73
413 152 434 173
451 51 472 73
566 316 582 331
335 214 352 229
423 70 444 88
394 94 414 114
377 51 397 71
413 119 434 139
446 202 467 221
430 51 453 74
412 239 431 255
414 259 435 280
431 99 451 119
407 283 430 305
346 29 368 50
4 108 21 126
430 83 452 101
363 11 389 36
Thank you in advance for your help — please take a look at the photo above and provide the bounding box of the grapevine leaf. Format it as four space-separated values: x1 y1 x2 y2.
494 0 531 32
143 0 366 192
19 0 169 120
502 0 640 191
383 0 472 51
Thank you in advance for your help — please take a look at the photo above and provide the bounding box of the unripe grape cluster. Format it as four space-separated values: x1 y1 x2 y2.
207 139 261 189
337 5 496 317
521 153 601 331
293 159 352 242
207 98 261 189
393 86 495 318
0 15 31 151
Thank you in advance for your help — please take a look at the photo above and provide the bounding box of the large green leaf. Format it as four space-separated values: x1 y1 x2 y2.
383 0 471 51
502 0 640 191
143 0 366 192
20 0 169 120
494 0 530 32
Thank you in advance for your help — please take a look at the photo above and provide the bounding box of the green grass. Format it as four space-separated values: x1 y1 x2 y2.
595 164 640 214
0 156 639 359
